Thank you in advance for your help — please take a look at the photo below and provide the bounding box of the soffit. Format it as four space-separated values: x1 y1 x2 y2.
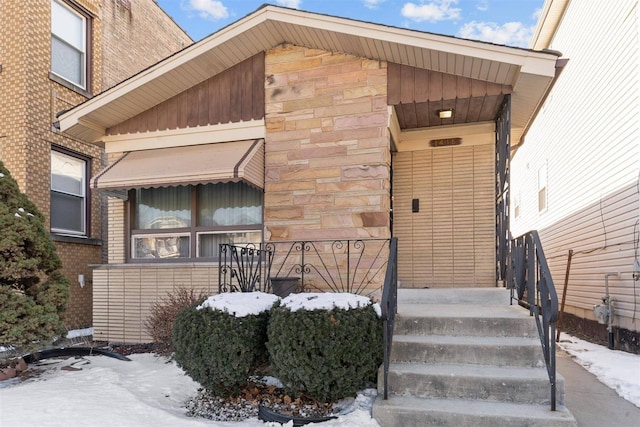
59 5 559 144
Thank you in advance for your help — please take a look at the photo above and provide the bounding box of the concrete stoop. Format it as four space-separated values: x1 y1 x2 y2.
372 288 577 427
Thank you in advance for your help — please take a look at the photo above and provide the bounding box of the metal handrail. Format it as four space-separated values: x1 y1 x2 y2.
509 230 559 411
380 237 398 400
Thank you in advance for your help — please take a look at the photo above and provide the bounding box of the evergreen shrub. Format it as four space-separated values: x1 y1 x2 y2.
172 293 277 396
267 294 383 402
0 161 70 352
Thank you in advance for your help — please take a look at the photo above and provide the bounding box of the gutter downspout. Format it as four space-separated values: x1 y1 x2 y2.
604 272 619 350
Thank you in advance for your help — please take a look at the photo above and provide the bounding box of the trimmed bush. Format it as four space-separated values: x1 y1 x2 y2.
145 287 206 355
267 293 383 402
172 292 278 396
0 161 70 352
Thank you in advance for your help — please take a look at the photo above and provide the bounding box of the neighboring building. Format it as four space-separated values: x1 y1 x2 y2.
58 5 560 343
0 0 191 330
512 0 640 351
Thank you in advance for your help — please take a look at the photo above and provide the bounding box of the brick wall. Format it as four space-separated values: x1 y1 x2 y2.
106 151 126 264
263 44 391 242
0 0 191 329
100 0 191 90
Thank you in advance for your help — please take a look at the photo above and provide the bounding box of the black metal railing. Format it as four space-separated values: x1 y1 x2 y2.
219 238 397 398
218 243 273 293
380 237 398 400
508 230 559 411
218 239 391 296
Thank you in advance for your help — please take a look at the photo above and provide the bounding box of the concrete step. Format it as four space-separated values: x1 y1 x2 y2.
398 287 511 305
372 395 577 427
391 334 545 367
380 362 564 405
395 303 538 337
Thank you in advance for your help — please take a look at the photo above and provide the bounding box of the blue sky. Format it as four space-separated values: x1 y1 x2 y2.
156 0 545 48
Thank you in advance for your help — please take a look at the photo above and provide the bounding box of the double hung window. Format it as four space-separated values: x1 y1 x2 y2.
131 182 262 260
51 149 88 236
51 0 89 89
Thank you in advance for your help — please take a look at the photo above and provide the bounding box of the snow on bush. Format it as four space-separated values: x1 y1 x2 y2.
197 291 279 317
280 292 382 317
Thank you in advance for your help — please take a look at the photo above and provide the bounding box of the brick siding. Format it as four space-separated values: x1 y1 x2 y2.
0 0 190 329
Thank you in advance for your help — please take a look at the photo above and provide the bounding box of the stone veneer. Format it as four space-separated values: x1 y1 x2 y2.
263 44 391 242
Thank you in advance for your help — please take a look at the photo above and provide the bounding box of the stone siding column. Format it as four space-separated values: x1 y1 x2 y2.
264 44 391 242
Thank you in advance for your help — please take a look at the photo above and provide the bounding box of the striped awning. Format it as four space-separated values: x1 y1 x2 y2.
90 139 264 193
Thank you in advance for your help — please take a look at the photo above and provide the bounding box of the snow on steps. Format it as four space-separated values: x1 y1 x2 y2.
371 288 577 427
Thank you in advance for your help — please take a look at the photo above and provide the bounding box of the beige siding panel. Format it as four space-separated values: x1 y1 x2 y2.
92 270 110 342
123 269 141 343
92 266 221 343
107 269 125 342
412 151 433 286
393 142 495 288
538 183 640 332
392 152 414 286
432 148 454 286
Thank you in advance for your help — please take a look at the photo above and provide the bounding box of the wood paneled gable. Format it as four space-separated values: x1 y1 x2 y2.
388 62 512 129
107 52 265 135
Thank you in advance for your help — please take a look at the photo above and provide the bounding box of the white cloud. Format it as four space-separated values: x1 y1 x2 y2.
276 0 302 8
182 0 228 21
401 0 461 23
457 20 535 47
476 0 489 12
364 0 385 9
532 6 542 21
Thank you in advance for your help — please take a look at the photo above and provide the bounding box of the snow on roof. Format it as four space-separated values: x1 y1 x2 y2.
197 291 279 317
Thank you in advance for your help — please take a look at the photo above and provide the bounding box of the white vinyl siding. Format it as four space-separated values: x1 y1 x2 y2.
538 162 547 213
393 143 495 288
512 1 640 331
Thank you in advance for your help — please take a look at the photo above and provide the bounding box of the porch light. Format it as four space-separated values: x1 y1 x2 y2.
438 109 454 119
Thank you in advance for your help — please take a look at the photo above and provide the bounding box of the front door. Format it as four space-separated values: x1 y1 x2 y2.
392 142 495 288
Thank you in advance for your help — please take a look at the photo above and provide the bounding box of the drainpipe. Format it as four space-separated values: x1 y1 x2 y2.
602 273 618 350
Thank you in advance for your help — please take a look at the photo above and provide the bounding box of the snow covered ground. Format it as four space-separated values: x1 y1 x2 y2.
558 332 640 408
1 331 638 426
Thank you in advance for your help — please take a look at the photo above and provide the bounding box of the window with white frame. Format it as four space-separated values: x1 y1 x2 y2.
51 149 88 235
538 162 548 213
51 0 88 89
130 182 263 261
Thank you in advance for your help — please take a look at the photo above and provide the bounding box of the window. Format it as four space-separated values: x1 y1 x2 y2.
514 191 521 219
51 0 89 89
51 149 88 236
130 182 262 261
538 162 547 212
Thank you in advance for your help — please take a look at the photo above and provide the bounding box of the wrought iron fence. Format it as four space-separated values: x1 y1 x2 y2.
218 243 273 293
218 238 391 297
508 230 559 411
